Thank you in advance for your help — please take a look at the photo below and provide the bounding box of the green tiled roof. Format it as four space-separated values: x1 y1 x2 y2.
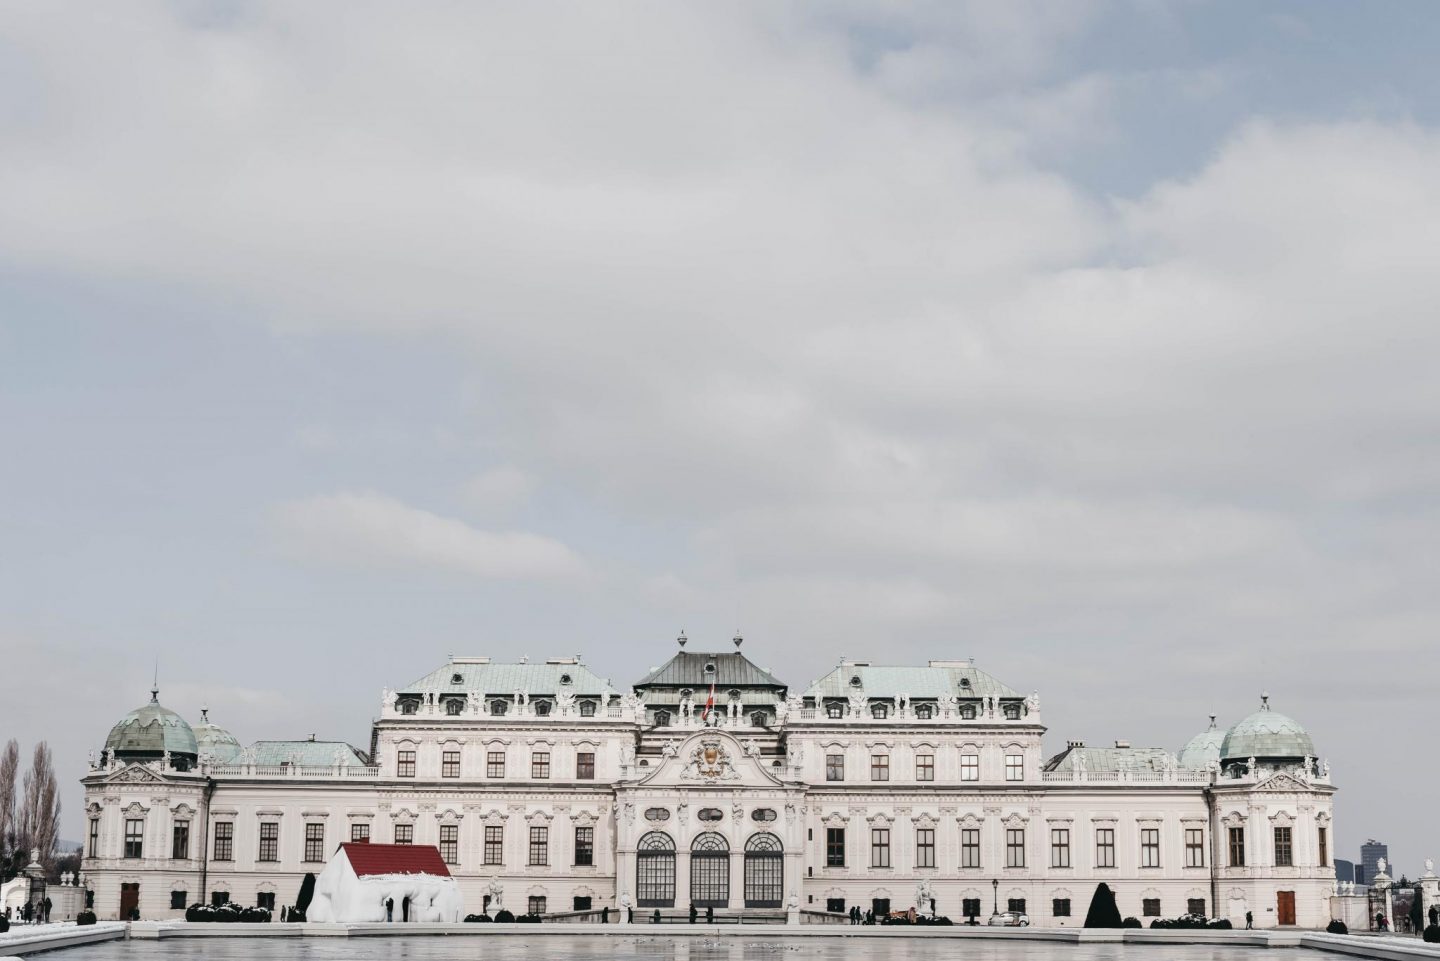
398 660 617 698
1178 717 1225 769
1044 746 1176 773
105 692 198 758
246 740 368 766
806 663 1021 701
635 651 787 690
1220 697 1314 761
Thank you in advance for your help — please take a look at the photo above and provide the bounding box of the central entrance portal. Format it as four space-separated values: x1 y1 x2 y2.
690 832 730 908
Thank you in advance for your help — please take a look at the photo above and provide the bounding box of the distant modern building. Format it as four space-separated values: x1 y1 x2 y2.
80 642 1339 928
1361 840 1389 883
1333 858 1357 886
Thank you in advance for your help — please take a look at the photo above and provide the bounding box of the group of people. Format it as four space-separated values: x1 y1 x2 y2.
846 905 880 925
3 898 53 924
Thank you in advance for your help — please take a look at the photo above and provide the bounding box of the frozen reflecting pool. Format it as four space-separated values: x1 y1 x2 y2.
48 935 1345 961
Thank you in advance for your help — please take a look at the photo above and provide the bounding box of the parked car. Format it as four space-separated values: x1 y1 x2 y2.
988 911 1030 927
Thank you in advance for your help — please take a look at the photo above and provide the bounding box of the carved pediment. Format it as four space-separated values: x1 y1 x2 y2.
1254 772 1309 793
637 730 784 788
105 765 165 784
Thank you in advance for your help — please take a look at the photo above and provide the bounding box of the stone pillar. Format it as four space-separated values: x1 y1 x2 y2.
1419 860 1438 929
1372 861 1394 931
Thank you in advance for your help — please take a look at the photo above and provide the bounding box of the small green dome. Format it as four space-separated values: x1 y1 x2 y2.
192 707 242 763
1178 715 1224 769
1219 694 1314 762
105 689 198 760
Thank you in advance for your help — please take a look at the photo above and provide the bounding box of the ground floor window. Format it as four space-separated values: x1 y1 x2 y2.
573 896 592 911
871 898 890 917
257 892 276 911
1187 898 1206 916
210 891 229 907
1053 898 1071 917
1008 898 1027 915
527 896 546 916
826 898 845 913
637 831 676 907
170 890 187 909
962 898 982 919
1143 898 1162 917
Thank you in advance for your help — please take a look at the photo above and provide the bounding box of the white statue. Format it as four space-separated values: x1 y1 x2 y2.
162 749 171 769
1377 857 1388 876
915 877 935 916
1424 857 1434 876
486 877 504 910
619 744 635 768
556 691 575 714
939 693 957 717
847 691 867 718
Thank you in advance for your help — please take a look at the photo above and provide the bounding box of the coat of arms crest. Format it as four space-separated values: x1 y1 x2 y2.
683 738 738 780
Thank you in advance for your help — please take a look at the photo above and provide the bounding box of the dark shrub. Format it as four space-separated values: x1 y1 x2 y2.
239 907 270 923
76 911 97 926
0 916 9 933
294 874 316 917
494 909 515 923
1423 925 1440 944
1084 883 1123 928
1326 920 1348 935
1122 917 1143 928
1209 919 1232 930
519 913 541 923
464 913 494 922
129 907 141 921
286 907 306 922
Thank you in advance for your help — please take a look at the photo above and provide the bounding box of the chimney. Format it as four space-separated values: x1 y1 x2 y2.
1114 739 1131 749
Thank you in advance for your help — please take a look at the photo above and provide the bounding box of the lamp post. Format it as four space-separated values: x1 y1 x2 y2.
992 878 999 917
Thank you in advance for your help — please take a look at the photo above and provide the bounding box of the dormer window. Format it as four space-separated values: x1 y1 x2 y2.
704 663 717 675
1003 702 1022 720
914 703 934 719
534 701 552 717
579 701 597 717
398 699 418 715
826 702 844 719
750 711 768 727
871 703 889 720
850 675 862 687
654 710 671 728
490 700 509 716
959 677 972 689
960 703 977 720
445 699 464 716
450 673 464 685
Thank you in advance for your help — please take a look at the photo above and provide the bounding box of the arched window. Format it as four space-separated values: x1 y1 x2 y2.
750 711 768 727
744 833 783 908
914 703 934 719
445 699 464 716
636 832 675 907
399 700 418 715
654 710 671 728
871 703 889 719
1003 702 1022 720
826 702 844 719
490 700 509 716
959 703 977 720
690 832 730 907
579 700 596 717
534 701 552 717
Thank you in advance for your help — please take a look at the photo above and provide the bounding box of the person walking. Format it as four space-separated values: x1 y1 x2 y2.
43 898 52 923
385 897 394 922
690 904 698 924
705 905 713 924
1245 910 1253 930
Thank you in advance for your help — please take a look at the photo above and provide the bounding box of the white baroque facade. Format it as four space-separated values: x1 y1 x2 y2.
80 643 1337 928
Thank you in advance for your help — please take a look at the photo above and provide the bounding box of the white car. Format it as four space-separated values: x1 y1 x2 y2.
988 911 1030 927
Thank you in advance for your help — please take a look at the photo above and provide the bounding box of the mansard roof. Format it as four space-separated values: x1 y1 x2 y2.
634 651 787 691
805 661 1022 700
398 658 617 698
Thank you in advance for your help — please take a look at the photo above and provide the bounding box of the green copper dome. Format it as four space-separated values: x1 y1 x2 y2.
1178 715 1225 769
192 707 242 763
104 689 198 761
1219 695 1314 762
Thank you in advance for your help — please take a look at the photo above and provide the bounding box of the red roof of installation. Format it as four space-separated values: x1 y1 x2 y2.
339 842 452 878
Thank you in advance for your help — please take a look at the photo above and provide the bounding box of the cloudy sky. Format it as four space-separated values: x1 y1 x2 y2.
2 2 1438 872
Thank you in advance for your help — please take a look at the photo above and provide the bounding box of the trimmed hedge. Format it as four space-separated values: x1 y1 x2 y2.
1326 920 1349 935
1422 925 1440 944
464 913 493 922
75 911 98 926
494 909 515 923
1084 883 1122 928
1122 917 1143 928
185 903 271 923
1149 915 1232 930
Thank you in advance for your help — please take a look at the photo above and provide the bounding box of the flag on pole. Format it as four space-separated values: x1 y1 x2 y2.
702 679 716 723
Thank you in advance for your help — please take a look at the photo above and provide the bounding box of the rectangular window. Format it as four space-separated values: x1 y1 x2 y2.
576 752 595 780
1005 753 1024 781
124 818 144 859
574 896 592 911
575 826 594 866
961 828 981 868
870 754 890 781
396 749 416 778
1143 898 1161 917
1274 826 1293 867
439 824 458 864
213 822 233 862
1008 898 1027 914
1053 898 1071 917
527 896 547 916
394 823 413 845
531 751 551 779
1051 828 1070 868
1006 828 1025 868
1186 828 1205 867
870 827 891 868
170 890 188 909
915 753 934 782
1141 827 1160 868
1096 827 1115 868
210 891 230 907
529 826 549 866
304 823 325 862
826 753 844 782
962 898 982 919
1318 827 1328 867
960 754 980 781
351 822 370 843
258 822 279 862
89 818 100 858
826 897 846 914
826 827 845 867
172 821 190 860
1229 827 1245 867
1188 898 1207 916
916 828 935 868
487 751 505 778
441 750 461 778
484 825 504 865
257 892 276 911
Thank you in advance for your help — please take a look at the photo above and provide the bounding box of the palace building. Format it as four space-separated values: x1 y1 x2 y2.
80 636 1337 927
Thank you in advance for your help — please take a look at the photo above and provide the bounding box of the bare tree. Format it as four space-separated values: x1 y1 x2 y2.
17 742 60 871
0 739 18 872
